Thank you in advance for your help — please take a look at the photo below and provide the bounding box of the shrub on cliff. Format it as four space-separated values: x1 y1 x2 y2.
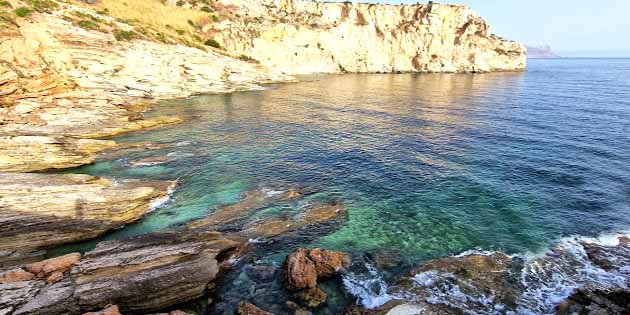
27 0 58 13
114 30 136 41
204 39 220 48
14 7 31 17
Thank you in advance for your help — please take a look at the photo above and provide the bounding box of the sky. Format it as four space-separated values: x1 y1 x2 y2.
386 0 630 57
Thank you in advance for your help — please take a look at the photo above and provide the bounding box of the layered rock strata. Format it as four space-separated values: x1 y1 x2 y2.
208 0 526 74
0 231 242 315
0 173 176 265
0 1 294 172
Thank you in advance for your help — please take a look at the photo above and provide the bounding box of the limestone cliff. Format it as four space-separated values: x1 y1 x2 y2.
208 0 526 74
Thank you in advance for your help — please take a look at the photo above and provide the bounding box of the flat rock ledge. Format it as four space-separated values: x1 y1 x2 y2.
0 173 176 266
0 230 242 315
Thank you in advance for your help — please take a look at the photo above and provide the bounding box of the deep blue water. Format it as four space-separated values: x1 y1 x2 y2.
69 59 630 309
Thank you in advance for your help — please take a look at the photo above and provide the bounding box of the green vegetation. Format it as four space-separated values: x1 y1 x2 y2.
14 7 31 17
76 19 100 30
0 1 12 8
204 38 220 48
113 29 136 41
200 6 212 13
238 55 258 63
27 0 58 13
74 0 212 48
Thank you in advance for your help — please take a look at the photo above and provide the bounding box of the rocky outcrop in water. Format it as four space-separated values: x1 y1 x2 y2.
238 302 274 315
283 248 350 308
347 235 630 315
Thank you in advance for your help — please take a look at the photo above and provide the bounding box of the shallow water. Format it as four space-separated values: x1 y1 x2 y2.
69 59 630 313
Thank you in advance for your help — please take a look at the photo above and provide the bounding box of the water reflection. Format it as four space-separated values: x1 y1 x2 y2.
72 62 630 267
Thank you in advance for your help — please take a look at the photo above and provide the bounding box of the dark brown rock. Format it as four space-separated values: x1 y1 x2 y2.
582 240 630 272
284 248 318 291
556 289 630 315
400 253 521 309
238 301 274 315
293 286 327 308
308 248 350 278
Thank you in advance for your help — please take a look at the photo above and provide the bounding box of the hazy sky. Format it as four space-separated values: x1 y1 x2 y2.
387 0 630 56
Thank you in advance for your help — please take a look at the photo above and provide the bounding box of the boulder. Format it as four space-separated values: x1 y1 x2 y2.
0 268 35 284
25 253 81 276
308 248 350 278
283 248 350 309
284 248 318 291
581 237 630 271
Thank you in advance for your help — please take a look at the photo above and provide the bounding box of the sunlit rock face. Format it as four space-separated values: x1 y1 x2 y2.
212 0 526 74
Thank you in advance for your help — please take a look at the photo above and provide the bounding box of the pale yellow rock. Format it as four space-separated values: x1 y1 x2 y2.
211 0 526 74
0 173 176 253
0 136 116 172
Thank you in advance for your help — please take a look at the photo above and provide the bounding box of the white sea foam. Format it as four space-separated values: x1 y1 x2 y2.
342 262 395 309
149 182 176 212
343 231 630 315
261 188 285 197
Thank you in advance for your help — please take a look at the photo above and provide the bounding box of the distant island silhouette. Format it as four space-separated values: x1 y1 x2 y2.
526 45 561 58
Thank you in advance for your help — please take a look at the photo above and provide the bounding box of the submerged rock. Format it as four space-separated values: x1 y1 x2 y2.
237 201 346 240
292 287 327 308
0 173 176 265
188 187 304 229
238 302 274 315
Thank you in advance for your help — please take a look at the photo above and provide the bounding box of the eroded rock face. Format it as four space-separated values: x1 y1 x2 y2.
309 248 351 278
0 230 243 315
285 249 319 291
210 0 526 74
0 4 294 172
0 136 116 172
283 248 350 308
0 173 175 261
284 248 350 290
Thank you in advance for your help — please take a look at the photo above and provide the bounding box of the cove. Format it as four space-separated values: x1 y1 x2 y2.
62 58 630 314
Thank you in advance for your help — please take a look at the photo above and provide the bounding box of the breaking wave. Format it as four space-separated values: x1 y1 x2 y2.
343 231 630 314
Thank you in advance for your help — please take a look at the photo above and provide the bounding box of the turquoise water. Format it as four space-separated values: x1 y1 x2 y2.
70 59 630 311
